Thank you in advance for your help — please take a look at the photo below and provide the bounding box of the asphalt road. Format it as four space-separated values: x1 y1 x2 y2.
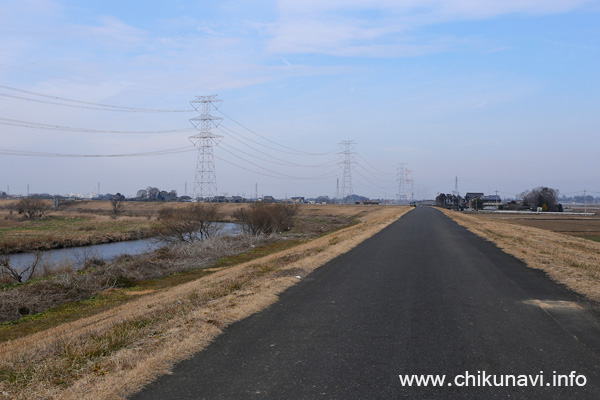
132 207 600 399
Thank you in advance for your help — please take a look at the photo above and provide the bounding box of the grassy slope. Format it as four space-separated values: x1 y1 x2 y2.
0 206 409 400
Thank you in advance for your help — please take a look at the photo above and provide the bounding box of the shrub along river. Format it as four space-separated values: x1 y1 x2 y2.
6 222 240 273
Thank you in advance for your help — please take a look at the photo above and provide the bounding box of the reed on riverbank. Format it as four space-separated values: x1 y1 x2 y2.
0 233 280 323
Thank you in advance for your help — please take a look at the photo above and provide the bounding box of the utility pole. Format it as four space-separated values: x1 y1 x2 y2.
189 95 223 201
495 189 499 209
184 181 188 197
335 178 340 203
339 141 356 204
255 183 258 201
584 189 587 214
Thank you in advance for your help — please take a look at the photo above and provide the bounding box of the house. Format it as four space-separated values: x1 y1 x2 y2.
464 192 484 202
290 197 305 204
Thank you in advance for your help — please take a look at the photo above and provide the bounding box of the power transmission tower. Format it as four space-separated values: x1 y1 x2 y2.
406 169 414 202
396 164 408 204
452 176 459 196
339 141 356 204
189 95 223 201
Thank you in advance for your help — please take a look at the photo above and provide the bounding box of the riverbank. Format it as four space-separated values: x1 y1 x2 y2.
0 200 365 254
0 205 410 400
0 214 158 255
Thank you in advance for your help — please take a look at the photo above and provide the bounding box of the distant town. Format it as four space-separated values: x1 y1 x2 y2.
0 185 598 211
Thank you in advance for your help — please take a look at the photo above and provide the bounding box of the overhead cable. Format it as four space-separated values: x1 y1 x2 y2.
0 117 194 134
217 109 337 156
0 146 195 158
0 84 192 113
217 127 339 168
217 145 339 180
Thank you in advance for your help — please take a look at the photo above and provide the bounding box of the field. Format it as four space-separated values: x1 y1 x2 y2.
0 204 410 399
466 212 600 242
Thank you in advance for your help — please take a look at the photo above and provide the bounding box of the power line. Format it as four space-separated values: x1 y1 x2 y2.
217 109 338 156
213 154 339 181
218 124 334 157
0 84 191 112
0 146 195 158
356 153 396 176
0 117 193 134
0 92 187 113
217 127 339 168
218 144 339 180
355 163 397 183
220 142 338 168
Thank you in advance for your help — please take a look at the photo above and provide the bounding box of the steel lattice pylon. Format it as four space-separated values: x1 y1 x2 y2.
189 95 223 201
339 141 356 204
396 163 408 204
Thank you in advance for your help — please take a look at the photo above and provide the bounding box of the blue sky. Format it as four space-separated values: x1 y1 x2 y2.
1 0 599 199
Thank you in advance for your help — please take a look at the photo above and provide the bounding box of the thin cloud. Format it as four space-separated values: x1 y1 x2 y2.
268 0 599 56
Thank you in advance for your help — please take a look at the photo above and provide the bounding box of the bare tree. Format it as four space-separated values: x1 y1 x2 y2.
0 252 43 283
110 193 125 219
234 203 299 235
158 203 221 243
16 197 49 219
146 186 160 201
520 187 559 211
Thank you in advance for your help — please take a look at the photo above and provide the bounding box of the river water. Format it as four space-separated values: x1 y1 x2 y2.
4 222 240 273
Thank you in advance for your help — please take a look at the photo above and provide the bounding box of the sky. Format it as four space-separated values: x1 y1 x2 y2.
1 0 599 200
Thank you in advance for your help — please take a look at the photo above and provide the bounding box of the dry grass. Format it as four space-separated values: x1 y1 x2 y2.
0 206 410 399
440 209 600 303
0 200 376 254
0 213 157 254
467 212 600 242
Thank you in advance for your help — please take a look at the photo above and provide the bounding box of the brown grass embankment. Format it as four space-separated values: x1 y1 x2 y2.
463 212 600 242
440 209 600 303
0 214 157 254
0 206 410 400
0 201 368 254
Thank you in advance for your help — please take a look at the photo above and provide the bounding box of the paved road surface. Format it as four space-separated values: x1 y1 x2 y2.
132 207 600 399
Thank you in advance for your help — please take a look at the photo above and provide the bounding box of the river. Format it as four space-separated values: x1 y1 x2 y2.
4 222 240 273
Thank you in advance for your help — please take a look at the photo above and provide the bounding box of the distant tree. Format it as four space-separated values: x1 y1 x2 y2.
16 197 49 219
315 195 331 204
146 186 160 201
136 189 148 200
110 193 125 219
520 187 559 211
158 190 170 201
168 190 177 197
